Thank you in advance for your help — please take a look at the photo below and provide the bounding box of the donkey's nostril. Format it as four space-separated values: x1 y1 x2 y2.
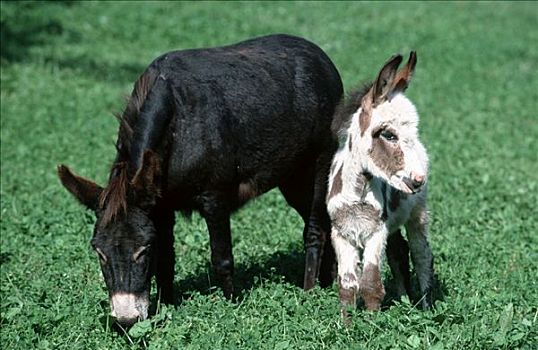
116 316 139 328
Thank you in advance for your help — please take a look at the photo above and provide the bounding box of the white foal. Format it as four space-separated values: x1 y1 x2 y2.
327 52 434 318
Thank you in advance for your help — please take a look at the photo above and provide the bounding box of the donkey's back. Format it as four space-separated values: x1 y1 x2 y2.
143 34 343 207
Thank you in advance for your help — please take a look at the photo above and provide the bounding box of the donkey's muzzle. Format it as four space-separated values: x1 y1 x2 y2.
115 315 139 328
110 292 148 327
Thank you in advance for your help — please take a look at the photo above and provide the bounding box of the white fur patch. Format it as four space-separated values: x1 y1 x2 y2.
332 230 360 290
110 292 149 321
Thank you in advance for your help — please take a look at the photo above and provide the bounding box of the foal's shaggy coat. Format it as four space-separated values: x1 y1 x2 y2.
327 52 434 317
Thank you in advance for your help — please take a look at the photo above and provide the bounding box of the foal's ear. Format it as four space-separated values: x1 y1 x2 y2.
372 54 403 104
392 51 417 93
131 149 161 204
57 165 103 211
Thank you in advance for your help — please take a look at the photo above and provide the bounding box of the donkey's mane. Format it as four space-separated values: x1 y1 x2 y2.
331 83 372 136
99 69 159 225
116 68 159 158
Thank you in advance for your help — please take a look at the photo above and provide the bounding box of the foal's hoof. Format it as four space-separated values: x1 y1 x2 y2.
340 308 353 326
419 292 433 310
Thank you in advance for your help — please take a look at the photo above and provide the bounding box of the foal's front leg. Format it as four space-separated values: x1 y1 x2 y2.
201 200 234 299
331 228 360 320
360 227 389 311
405 204 434 309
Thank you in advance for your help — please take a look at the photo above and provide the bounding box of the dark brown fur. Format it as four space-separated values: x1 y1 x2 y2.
360 263 385 310
359 108 371 136
369 138 405 177
100 70 160 226
116 69 159 154
99 162 129 225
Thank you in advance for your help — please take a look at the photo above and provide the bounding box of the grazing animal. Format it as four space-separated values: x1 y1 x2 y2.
327 52 434 319
57 34 343 326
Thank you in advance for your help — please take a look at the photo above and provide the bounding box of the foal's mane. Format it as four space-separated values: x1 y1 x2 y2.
99 68 159 225
331 83 372 137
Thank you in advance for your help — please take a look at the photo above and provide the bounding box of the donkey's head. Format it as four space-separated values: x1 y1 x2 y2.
57 150 161 326
353 52 428 194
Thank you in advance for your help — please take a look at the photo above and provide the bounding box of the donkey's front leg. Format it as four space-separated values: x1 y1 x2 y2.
201 201 234 299
405 205 434 309
331 229 360 321
153 208 176 304
360 228 388 311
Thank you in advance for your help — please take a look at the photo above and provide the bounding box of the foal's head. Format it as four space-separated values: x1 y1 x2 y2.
352 52 428 194
57 150 161 326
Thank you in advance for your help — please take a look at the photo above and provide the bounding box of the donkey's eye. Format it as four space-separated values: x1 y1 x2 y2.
95 248 107 264
381 130 398 142
133 245 150 263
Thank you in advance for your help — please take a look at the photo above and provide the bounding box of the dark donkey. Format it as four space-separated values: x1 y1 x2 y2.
58 34 343 326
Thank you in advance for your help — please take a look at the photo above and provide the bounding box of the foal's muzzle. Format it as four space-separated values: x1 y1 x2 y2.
401 172 425 193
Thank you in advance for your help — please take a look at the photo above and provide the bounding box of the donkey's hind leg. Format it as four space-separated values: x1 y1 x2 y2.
405 204 434 309
279 158 335 290
386 229 412 300
309 150 337 288
200 196 234 299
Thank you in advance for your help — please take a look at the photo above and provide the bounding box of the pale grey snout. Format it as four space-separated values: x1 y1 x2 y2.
110 292 149 327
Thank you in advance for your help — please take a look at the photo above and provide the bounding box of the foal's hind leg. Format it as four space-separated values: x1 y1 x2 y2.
386 229 412 300
405 204 434 309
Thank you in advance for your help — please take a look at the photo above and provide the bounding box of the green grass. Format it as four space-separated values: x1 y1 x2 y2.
1 1 537 349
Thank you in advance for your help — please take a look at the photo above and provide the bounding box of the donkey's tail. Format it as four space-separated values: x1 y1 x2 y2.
331 83 372 137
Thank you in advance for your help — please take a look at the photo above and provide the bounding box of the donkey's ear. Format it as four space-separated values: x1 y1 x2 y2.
131 149 161 205
392 51 417 93
372 54 403 104
57 165 103 211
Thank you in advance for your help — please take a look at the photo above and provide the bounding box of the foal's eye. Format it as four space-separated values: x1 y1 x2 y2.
381 130 398 142
95 248 107 264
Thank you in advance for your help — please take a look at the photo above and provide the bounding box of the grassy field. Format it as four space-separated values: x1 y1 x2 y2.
1 1 537 349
